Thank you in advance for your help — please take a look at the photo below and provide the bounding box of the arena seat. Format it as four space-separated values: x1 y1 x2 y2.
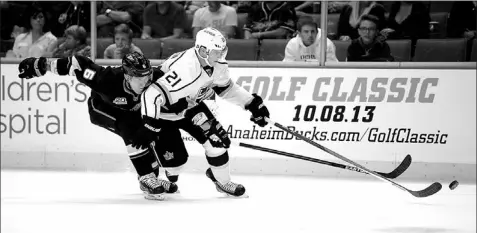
387 39 412 61
429 12 449 39
471 39 477 62
413 39 467 62
226 39 258 60
132 39 162 59
236 13 248 39
258 39 289 61
332 40 351 61
1 39 14 54
160 39 195 59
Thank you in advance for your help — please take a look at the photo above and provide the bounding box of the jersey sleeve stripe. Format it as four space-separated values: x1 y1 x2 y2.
141 90 149 117
212 79 233 96
153 95 161 119
151 82 171 106
90 98 116 121
170 69 202 93
168 51 186 70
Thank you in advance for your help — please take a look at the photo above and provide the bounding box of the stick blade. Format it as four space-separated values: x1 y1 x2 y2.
409 182 442 198
385 154 412 179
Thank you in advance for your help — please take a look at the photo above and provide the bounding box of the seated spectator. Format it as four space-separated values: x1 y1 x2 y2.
47 1 91 38
243 1 297 40
52 25 90 58
184 1 207 15
382 1 430 41
104 24 142 59
192 1 237 39
7 5 57 58
347 14 394 62
142 1 186 40
96 1 145 38
337 1 386 41
447 1 476 39
283 17 338 62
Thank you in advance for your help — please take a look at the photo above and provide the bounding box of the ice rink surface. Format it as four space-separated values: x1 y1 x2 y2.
1 170 475 233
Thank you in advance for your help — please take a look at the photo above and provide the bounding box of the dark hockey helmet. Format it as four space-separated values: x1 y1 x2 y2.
122 51 152 78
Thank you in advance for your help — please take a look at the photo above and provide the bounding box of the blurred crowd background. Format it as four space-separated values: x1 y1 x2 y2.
1 1 476 62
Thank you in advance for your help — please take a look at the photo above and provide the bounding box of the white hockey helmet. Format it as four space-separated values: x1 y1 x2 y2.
194 27 228 65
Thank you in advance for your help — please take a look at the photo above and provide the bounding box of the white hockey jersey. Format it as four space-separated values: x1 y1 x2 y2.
141 48 254 121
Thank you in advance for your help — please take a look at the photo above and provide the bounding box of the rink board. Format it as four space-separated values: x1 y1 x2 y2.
1 64 475 182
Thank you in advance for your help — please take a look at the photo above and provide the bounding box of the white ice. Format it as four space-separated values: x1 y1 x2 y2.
1 170 475 233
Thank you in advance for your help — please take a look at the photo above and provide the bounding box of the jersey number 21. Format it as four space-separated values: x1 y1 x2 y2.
165 71 181 87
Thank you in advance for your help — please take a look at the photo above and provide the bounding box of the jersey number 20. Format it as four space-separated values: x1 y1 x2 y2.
165 71 181 88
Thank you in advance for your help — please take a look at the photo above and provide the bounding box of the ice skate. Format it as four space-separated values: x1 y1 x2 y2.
165 170 179 183
205 168 248 198
138 172 165 200
159 178 179 194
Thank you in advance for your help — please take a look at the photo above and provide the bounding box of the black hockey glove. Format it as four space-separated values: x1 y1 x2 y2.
130 126 159 150
185 102 231 148
130 116 162 150
18 57 48 79
245 93 270 127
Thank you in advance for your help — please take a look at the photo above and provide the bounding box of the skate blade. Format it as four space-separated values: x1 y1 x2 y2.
165 190 180 195
216 188 249 198
143 192 166 201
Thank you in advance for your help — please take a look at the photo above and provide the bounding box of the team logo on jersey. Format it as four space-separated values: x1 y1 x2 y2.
163 151 174 161
113 97 127 105
196 87 213 102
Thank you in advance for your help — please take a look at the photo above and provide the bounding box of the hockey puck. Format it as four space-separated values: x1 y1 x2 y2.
449 180 459 190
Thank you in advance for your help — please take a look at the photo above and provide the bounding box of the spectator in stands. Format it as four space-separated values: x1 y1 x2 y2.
7 5 57 58
96 1 145 38
294 1 349 15
142 1 186 40
104 24 142 59
347 14 394 62
52 25 90 58
283 16 338 62
337 1 386 41
382 1 430 41
47 1 91 38
192 1 237 39
184 1 207 15
447 1 476 39
243 1 297 40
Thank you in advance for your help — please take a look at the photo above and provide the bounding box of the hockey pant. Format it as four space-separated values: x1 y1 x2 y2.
87 96 188 176
162 118 232 184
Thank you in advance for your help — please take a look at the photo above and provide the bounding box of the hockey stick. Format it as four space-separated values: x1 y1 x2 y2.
264 118 442 198
233 141 411 179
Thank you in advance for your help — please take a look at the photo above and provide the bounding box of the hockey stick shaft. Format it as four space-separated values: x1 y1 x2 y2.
265 118 441 198
234 141 408 179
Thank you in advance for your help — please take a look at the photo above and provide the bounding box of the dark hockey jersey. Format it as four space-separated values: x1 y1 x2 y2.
51 55 164 115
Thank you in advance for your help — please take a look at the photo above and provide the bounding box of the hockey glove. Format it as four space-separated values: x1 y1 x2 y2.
18 57 47 79
185 102 231 148
245 93 270 127
130 116 162 150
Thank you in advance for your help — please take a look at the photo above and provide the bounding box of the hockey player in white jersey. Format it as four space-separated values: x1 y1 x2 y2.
141 27 270 197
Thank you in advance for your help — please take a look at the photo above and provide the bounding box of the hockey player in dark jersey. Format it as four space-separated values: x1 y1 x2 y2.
17 52 187 201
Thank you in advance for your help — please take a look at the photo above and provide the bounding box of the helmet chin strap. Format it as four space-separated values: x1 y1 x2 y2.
196 49 213 67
